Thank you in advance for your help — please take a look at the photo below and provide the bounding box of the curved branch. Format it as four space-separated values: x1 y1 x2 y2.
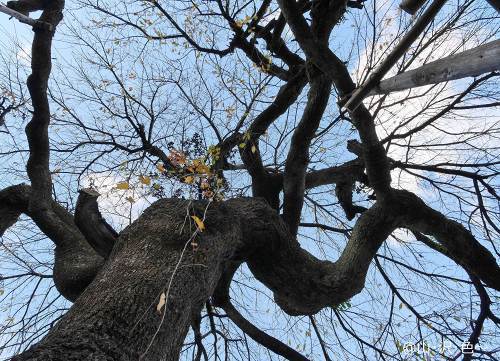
242 199 397 315
0 184 27 236
0 184 103 301
282 67 332 234
75 188 118 259
396 190 500 291
248 68 308 138
219 299 311 361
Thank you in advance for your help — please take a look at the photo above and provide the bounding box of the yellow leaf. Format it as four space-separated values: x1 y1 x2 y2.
156 164 166 173
184 176 194 184
156 292 166 314
191 215 205 232
203 190 214 199
251 144 256 154
116 181 130 190
139 175 151 185
168 149 186 166
195 163 210 174
153 183 161 190
200 180 210 190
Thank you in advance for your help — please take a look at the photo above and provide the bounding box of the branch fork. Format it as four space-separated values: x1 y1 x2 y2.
0 3 53 31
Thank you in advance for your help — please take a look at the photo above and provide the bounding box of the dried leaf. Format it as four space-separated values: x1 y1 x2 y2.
192 159 210 174
200 180 210 190
156 292 166 314
191 215 205 232
191 240 199 251
156 164 166 173
184 176 194 184
116 181 130 190
168 149 186 166
139 175 151 185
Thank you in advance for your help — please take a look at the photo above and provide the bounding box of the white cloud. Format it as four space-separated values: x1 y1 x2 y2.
16 43 30 65
80 172 156 231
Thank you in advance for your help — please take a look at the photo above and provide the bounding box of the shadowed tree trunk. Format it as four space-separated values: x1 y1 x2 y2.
12 199 244 361
11 193 499 360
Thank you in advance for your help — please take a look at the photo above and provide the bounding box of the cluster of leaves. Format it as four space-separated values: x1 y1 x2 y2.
114 134 226 202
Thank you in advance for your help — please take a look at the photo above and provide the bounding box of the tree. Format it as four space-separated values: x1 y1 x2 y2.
0 0 499 360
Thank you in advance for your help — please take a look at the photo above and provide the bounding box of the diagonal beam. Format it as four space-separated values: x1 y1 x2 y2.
369 40 500 95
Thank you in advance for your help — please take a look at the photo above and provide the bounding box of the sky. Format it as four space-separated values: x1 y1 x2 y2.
0 0 499 360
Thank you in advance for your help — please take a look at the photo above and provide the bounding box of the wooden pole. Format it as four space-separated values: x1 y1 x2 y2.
368 40 500 96
0 3 53 31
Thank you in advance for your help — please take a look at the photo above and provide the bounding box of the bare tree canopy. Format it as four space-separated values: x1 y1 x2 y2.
0 0 499 360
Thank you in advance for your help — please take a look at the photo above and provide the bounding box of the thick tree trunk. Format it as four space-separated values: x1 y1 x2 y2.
12 198 243 361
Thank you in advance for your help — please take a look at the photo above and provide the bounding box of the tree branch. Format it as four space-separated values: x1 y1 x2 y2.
277 0 393 198
342 0 447 111
220 299 311 361
369 40 500 96
283 67 332 234
0 3 52 30
0 184 103 301
396 190 500 291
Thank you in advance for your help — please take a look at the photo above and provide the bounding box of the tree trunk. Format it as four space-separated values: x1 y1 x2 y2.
12 198 244 361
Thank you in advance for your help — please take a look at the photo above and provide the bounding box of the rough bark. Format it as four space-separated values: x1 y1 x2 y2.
8 194 500 360
12 199 243 361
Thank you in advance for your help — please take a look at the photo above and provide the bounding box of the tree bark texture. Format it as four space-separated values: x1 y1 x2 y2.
12 199 244 361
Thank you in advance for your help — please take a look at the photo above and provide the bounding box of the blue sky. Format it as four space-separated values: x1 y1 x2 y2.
0 1 499 359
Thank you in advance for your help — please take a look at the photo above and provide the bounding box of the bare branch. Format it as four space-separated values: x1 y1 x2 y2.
342 0 447 111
